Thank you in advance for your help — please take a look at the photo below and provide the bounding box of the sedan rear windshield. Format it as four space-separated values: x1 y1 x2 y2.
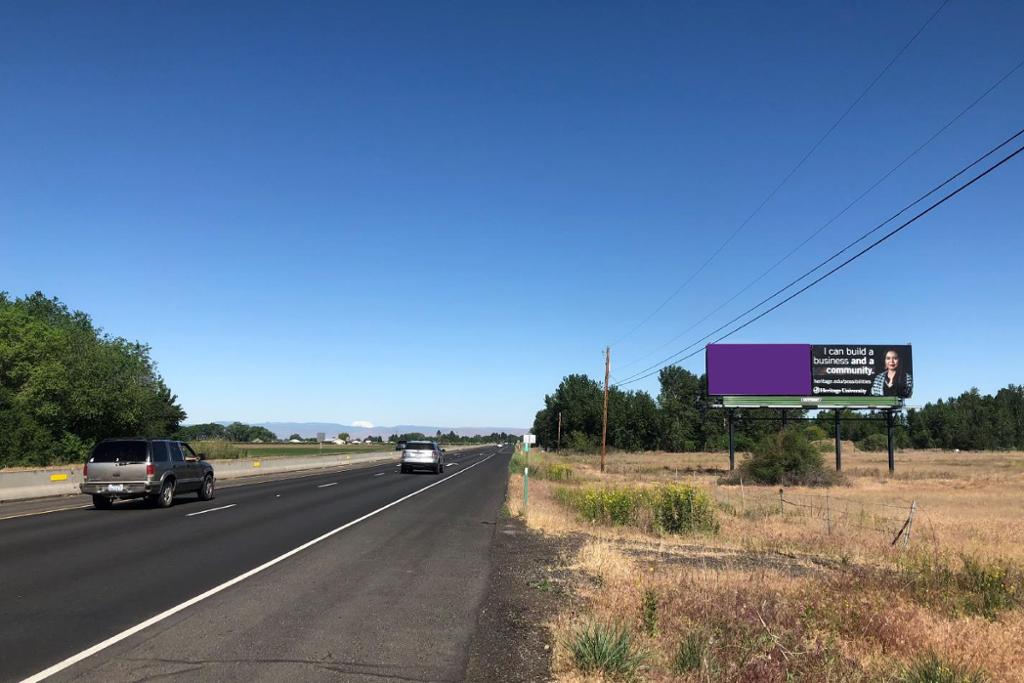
91 441 148 463
405 442 434 450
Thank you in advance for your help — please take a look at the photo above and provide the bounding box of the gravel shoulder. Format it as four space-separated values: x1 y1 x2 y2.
464 514 583 683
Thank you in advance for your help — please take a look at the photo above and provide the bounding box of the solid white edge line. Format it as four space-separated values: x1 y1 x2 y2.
21 452 498 683
316 482 339 488
185 504 237 517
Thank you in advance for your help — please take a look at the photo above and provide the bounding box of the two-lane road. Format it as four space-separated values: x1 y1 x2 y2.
0 445 512 682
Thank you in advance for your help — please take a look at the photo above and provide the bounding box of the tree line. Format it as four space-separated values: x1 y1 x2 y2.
532 367 1024 453
174 422 278 443
1 292 186 467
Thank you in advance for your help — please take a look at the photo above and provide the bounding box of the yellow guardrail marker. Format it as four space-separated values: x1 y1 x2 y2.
252 461 261 468
50 473 69 482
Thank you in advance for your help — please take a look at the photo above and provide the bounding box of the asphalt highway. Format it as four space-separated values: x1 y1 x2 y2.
0 445 512 682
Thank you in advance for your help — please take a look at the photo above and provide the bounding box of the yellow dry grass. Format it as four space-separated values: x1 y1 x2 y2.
511 447 1024 682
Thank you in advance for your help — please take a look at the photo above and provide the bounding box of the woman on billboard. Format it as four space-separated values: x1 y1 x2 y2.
871 348 913 398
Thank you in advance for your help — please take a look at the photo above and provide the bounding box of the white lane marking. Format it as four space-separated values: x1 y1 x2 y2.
0 504 92 521
185 504 237 517
317 482 338 488
374 473 385 477
447 462 460 466
22 452 497 683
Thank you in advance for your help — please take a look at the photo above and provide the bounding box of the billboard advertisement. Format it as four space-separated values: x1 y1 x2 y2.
706 344 811 396
707 344 913 398
811 345 913 398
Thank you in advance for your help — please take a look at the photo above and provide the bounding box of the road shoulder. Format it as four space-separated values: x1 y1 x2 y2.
464 515 583 683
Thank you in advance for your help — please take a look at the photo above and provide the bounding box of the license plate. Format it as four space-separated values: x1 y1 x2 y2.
107 484 125 492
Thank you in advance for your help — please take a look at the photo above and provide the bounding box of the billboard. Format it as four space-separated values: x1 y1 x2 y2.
706 344 811 396
811 345 913 398
707 344 913 399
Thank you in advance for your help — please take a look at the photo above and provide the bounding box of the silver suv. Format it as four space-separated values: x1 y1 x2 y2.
400 440 445 474
81 438 215 508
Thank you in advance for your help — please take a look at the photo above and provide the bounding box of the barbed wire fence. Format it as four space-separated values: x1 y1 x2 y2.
710 483 923 547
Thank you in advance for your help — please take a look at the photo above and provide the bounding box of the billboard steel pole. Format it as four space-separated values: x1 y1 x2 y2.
834 409 842 472
727 410 736 471
886 410 895 474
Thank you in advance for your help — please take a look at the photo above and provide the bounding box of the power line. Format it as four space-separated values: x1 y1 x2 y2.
608 0 951 347
614 54 1024 375
613 131 1024 387
614 125 1024 384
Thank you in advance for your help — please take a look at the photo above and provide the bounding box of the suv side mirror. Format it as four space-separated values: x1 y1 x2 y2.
198 453 207 461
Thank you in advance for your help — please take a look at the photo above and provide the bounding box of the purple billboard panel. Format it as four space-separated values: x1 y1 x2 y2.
706 344 811 396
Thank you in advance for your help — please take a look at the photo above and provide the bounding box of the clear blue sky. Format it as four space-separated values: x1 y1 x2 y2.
3 1 1022 428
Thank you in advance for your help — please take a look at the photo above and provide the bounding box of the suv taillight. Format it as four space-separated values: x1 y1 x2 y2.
83 462 88 477
146 463 155 477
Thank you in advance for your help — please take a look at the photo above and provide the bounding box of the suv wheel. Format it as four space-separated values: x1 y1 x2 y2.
155 480 175 508
92 495 112 509
197 475 214 501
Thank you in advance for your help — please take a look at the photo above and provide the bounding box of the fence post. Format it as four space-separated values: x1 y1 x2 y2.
779 488 784 516
826 494 832 535
740 477 746 515
903 501 917 548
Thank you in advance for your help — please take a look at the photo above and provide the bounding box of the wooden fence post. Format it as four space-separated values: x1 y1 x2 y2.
779 488 785 516
903 501 917 548
826 494 832 535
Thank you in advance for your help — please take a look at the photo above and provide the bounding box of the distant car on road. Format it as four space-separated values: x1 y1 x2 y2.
81 438 215 509
400 440 445 474
395 441 407 451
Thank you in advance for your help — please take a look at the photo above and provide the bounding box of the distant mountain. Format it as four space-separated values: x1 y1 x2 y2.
212 421 528 440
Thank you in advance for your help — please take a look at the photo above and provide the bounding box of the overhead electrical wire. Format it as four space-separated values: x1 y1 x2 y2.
614 54 1024 375
608 0 952 348
612 127 1024 387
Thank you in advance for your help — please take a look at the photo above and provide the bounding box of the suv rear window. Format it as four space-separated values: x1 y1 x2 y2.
405 442 434 450
91 441 148 463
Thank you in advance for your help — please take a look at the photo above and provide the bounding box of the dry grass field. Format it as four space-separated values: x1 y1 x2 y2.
507 446 1024 682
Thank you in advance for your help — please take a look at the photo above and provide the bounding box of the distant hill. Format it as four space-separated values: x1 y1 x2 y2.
212 422 528 440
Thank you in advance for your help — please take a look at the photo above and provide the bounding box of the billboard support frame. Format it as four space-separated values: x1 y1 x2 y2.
713 398 904 473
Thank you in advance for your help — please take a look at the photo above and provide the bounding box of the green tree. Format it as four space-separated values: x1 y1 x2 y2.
0 292 185 466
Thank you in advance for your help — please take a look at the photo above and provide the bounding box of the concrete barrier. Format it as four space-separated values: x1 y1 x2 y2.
0 450 402 503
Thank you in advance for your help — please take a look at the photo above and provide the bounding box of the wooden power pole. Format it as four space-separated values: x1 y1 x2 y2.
601 346 610 473
556 411 562 452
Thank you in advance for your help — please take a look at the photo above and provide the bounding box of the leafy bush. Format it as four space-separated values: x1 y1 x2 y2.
898 652 989 683
567 621 646 680
567 430 598 452
554 483 718 534
803 424 828 441
738 428 841 486
858 433 890 451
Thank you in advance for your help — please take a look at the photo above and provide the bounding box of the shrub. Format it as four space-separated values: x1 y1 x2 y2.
738 428 841 486
897 652 989 683
554 483 718 534
858 433 890 452
567 621 646 680
567 430 598 452
803 424 828 441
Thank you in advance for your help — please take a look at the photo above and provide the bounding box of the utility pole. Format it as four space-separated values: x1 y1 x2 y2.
601 346 610 473
556 411 562 452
